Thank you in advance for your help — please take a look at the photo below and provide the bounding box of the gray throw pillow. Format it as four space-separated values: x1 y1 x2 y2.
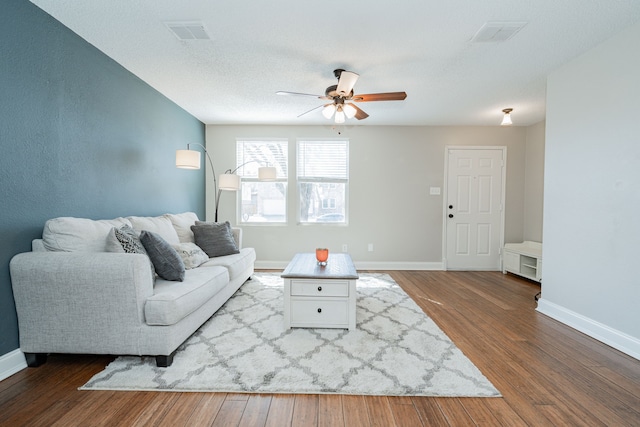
191 221 240 258
140 230 185 281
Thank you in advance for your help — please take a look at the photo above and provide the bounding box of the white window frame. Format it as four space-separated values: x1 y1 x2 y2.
297 139 349 225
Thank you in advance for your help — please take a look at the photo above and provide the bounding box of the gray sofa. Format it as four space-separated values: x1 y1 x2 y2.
9 212 256 367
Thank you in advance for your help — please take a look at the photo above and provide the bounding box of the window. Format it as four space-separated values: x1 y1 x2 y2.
236 139 288 224
322 198 336 209
297 139 348 224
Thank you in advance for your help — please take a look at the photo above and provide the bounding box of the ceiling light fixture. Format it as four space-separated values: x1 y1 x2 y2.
343 103 357 119
334 105 345 124
322 104 336 119
501 108 513 126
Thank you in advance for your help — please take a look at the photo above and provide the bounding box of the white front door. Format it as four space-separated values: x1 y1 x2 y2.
444 147 505 270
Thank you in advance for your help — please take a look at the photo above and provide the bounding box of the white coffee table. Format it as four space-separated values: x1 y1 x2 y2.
281 253 358 330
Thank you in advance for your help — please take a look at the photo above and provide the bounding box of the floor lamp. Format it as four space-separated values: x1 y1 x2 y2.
176 143 276 222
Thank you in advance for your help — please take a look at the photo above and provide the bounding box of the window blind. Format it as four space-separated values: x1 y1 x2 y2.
297 140 348 180
236 139 288 179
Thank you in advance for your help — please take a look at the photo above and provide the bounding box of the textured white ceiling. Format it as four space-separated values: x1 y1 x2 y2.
29 1 640 126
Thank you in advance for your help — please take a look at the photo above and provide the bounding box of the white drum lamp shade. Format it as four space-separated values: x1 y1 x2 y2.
176 149 201 169
258 166 277 181
218 173 241 191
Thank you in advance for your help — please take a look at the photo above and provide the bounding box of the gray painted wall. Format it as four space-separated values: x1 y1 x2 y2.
540 21 640 356
206 125 531 268
0 0 205 357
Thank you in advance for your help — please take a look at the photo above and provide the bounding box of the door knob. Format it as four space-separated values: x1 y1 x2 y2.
317 308 322 313
449 214 454 218
449 205 453 209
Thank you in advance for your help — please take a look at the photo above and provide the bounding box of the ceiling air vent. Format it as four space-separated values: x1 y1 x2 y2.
471 21 527 43
165 22 210 40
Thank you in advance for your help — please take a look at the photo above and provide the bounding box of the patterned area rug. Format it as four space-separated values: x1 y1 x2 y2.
81 273 500 396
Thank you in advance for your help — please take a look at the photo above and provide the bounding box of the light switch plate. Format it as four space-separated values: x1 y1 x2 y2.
430 187 441 195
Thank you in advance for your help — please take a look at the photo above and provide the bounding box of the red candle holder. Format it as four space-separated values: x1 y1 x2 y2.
316 248 329 265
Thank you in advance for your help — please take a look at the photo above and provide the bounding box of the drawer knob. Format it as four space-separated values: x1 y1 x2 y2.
317 286 322 292
317 308 322 313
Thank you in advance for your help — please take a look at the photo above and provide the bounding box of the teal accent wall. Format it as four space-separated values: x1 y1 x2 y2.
0 1 205 357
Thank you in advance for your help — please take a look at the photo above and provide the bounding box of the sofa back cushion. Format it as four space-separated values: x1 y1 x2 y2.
127 215 181 245
42 217 132 252
164 212 199 243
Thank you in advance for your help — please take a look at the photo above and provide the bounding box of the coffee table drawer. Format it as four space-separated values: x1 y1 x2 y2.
290 280 349 297
290 298 349 326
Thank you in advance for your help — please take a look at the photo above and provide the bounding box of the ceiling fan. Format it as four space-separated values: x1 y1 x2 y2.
277 69 407 123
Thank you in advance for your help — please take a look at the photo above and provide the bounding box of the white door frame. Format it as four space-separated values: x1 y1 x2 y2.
442 146 507 270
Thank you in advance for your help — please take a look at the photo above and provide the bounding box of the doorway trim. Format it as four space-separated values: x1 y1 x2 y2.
442 146 507 271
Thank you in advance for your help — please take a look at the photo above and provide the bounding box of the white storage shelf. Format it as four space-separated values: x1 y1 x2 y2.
502 241 542 282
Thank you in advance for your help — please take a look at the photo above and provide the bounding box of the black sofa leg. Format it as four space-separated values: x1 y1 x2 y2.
24 353 48 367
155 351 176 367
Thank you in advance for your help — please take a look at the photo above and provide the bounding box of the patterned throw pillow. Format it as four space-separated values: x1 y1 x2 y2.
114 225 156 277
171 242 210 269
114 225 145 254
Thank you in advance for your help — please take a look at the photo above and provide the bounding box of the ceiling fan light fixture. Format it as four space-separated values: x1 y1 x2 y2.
278 69 406 122
322 104 336 119
343 103 357 119
501 108 513 126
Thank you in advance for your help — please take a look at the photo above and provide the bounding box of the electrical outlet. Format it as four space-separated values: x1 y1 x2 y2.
368 243 374 252
342 244 348 252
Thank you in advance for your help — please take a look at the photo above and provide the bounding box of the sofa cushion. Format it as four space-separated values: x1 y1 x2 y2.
200 247 256 282
145 266 229 326
140 231 185 281
42 217 132 252
164 212 199 243
172 242 209 269
191 221 240 258
127 215 180 245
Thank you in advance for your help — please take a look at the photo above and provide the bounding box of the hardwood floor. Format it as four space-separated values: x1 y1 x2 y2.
1 271 639 426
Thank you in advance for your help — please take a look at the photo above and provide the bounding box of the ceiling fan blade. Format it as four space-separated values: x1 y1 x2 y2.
352 92 407 102
296 104 324 118
350 103 369 120
276 91 325 98
336 71 359 97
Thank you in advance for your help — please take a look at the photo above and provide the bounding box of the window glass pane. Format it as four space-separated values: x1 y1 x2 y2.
240 181 287 223
237 140 288 224
299 182 346 223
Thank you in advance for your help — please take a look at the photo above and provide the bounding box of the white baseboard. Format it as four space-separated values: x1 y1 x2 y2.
255 260 444 271
537 299 640 361
0 349 27 381
354 261 444 270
